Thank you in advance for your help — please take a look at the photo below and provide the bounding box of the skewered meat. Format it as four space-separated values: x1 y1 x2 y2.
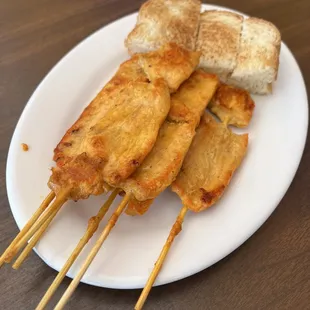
209 83 255 128
138 43 201 92
49 44 200 200
171 112 248 212
125 198 154 216
121 71 219 214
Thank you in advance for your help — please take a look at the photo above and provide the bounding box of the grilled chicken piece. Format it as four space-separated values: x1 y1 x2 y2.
122 71 219 215
171 113 248 212
125 198 154 216
49 45 200 200
122 120 195 202
50 74 169 199
209 83 255 128
138 43 201 93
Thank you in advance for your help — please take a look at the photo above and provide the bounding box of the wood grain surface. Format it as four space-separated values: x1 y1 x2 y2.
0 1 309 309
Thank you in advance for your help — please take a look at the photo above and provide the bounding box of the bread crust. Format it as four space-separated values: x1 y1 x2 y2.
228 17 281 94
195 11 281 94
244 17 281 47
125 0 201 54
196 10 243 81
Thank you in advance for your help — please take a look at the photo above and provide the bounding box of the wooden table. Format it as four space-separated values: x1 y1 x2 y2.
0 1 309 309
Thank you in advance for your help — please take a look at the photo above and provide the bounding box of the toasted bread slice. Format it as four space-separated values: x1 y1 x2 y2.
209 83 255 128
125 0 201 55
196 10 243 81
228 17 281 94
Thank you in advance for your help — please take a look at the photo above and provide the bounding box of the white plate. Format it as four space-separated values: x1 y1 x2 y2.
6 4 308 289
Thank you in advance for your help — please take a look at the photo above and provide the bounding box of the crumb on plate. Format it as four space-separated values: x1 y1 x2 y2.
21 143 29 151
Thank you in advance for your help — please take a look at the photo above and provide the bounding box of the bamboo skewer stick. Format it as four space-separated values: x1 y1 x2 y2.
0 191 55 267
4 189 70 263
35 189 119 310
54 192 131 310
135 205 188 310
12 197 66 270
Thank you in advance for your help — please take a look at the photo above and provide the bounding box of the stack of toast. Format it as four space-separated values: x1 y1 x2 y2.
126 0 281 95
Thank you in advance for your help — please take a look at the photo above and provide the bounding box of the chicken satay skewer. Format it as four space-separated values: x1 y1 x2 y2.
29 45 201 309
121 71 219 216
2 57 162 265
135 84 255 308
130 71 219 308
52 78 250 309
135 113 249 309
53 70 217 297
126 83 255 217
54 192 131 310
114 72 219 309
3 43 195 270
49 71 215 309
0 191 55 267
78 72 215 309
35 189 119 310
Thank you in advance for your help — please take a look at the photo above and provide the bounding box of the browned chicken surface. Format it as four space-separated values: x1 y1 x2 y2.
122 71 219 215
49 44 200 200
171 113 248 212
125 198 154 216
168 70 218 127
121 120 195 202
209 83 255 128
139 43 201 93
